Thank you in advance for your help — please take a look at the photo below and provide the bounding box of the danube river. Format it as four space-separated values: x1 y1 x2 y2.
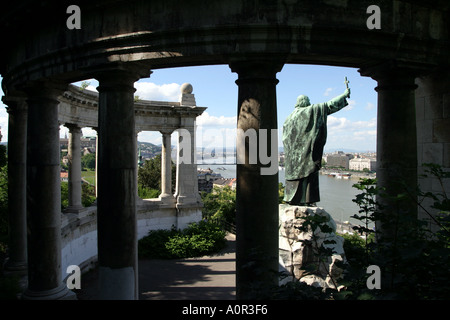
198 164 365 228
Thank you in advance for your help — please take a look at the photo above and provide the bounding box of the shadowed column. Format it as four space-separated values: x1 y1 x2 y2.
230 59 284 299
95 64 150 300
65 123 84 213
360 63 421 237
22 81 75 300
2 95 28 275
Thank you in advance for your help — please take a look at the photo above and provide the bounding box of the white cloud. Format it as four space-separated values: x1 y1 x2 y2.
86 85 98 92
0 105 8 142
82 127 97 137
326 116 377 151
196 111 237 127
365 102 376 110
343 99 356 111
75 80 181 102
327 115 350 131
134 82 181 102
323 87 334 96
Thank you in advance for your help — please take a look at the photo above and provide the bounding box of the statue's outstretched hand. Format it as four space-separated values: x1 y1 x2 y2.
345 88 351 98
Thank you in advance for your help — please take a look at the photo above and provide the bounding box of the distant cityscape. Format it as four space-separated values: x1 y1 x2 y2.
59 135 376 173
322 150 377 172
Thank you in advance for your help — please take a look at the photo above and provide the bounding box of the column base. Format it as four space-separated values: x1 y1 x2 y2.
2 258 27 275
176 195 202 207
22 284 77 300
158 193 176 205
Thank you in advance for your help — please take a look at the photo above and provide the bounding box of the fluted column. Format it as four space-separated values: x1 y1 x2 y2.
65 123 84 213
159 130 175 204
21 80 75 300
229 59 284 299
95 64 151 300
2 95 28 275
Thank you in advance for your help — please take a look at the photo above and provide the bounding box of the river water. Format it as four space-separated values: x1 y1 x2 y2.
198 164 365 228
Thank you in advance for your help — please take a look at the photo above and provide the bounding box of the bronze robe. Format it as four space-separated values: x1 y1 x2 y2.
282 93 348 205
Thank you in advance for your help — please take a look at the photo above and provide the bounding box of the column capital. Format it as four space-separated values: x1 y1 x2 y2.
2 95 28 114
21 79 68 100
94 62 152 92
160 129 174 135
229 57 285 83
65 123 82 133
358 60 431 90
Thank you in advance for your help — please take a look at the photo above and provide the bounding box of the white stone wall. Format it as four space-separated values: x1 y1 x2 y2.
60 201 202 280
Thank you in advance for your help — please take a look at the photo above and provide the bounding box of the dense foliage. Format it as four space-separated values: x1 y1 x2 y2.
81 153 96 170
273 163 450 300
138 220 227 259
60 181 96 211
335 165 450 300
138 154 176 193
201 186 236 226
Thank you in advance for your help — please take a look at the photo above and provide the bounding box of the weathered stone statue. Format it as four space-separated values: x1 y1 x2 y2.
282 83 351 205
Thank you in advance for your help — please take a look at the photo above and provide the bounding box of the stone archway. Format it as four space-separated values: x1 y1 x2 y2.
1 0 449 300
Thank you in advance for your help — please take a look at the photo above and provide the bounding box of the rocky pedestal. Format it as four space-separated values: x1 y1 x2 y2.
279 204 346 290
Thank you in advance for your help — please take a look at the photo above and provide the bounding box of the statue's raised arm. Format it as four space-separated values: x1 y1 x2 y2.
325 85 350 115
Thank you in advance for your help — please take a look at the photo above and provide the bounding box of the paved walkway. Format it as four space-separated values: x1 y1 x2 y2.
76 234 236 300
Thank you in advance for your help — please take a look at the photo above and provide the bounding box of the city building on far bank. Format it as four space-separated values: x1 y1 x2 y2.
349 158 377 171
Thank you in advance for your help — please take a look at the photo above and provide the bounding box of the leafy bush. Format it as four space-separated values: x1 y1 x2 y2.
138 220 227 259
201 186 236 225
335 164 450 300
138 227 179 259
61 182 96 211
273 163 450 300
138 185 160 199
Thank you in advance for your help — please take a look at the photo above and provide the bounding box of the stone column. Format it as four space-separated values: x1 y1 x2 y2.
229 59 284 299
95 65 150 300
415 68 450 232
359 62 421 238
21 81 75 300
159 130 175 204
175 125 201 206
92 127 99 198
2 95 28 275
65 123 84 213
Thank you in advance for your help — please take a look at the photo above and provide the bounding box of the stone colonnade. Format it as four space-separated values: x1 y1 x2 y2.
3 60 445 300
3 64 205 299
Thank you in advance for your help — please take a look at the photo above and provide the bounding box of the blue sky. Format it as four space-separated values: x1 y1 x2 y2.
0 64 377 152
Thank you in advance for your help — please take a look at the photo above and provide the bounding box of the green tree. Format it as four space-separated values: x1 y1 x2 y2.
201 186 236 225
81 153 96 170
278 182 285 204
0 145 6 168
80 81 90 91
335 166 450 300
138 155 176 192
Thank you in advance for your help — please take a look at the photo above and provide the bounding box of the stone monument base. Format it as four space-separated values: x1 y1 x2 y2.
279 204 346 290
